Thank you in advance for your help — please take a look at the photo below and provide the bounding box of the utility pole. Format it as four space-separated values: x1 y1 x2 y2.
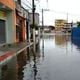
42 9 44 49
66 13 68 33
67 13 68 23
41 9 49 49
42 9 44 30
32 0 36 52
42 9 44 34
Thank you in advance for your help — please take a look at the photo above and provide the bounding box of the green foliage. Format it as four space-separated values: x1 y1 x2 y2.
30 24 38 30
77 22 80 27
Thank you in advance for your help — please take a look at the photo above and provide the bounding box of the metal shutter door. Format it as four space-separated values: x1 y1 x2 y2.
0 20 6 43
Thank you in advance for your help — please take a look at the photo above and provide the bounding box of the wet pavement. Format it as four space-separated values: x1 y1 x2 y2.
1 34 80 80
0 41 33 64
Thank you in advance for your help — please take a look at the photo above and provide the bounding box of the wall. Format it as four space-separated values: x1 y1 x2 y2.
0 0 15 10
0 0 16 44
6 11 16 43
71 27 80 38
29 13 39 25
0 11 6 20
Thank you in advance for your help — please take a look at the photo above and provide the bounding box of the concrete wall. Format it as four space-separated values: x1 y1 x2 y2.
0 0 16 44
0 10 16 44
6 11 16 43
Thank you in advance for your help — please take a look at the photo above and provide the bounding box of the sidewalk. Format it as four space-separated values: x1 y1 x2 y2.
0 41 33 64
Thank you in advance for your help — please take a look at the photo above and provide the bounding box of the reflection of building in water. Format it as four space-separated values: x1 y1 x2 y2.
0 56 18 80
0 47 41 80
17 50 27 80
0 50 27 80
33 56 37 80
0 66 1 80
55 35 70 46
1 65 8 80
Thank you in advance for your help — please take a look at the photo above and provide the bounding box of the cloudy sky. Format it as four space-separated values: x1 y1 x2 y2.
36 0 80 25
22 0 80 25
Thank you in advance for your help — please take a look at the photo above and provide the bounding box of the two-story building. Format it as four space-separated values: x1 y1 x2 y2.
0 0 16 44
0 0 40 44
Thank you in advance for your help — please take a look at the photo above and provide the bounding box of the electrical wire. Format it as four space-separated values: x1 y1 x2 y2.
21 1 32 10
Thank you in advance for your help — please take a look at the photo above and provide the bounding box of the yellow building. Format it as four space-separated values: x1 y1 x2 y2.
55 19 67 31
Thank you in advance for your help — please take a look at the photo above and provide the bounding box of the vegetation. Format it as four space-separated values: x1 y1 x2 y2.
77 22 80 27
30 24 39 30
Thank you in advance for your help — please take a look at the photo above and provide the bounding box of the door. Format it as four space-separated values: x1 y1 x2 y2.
26 21 29 40
0 20 6 43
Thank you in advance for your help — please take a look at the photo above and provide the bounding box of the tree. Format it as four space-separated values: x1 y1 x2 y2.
77 22 80 27
30 24 39 30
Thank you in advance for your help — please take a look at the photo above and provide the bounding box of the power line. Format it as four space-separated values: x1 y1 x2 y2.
22 2 32 10
40 9 80 17
25 0 32 6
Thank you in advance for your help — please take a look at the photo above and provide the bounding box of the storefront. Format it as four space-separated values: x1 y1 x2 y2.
0 11 6 43
16 10 25 42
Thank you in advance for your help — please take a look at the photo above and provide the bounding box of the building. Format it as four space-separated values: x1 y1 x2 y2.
15 0 26 42
15 0 31 42
29 13 40 43
55 19 67 31
0 0 16 44
0 0 31 44
62 23 72 33
0 0 40 44
21 0 31 41
29 13 39 26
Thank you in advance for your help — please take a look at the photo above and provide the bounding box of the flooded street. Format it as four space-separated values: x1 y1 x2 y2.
1 34 80 80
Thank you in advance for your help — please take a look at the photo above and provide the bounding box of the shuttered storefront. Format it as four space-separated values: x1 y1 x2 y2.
0 20 6 43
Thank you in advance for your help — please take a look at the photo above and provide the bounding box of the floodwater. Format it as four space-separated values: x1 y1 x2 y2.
1 34 80 80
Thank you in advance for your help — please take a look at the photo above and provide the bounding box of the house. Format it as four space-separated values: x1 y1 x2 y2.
0 0 16 44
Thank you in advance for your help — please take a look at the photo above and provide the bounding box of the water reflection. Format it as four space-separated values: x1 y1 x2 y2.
0 56 18 80
2 34 80 80
33 53 38 80
55 35 71 47
0 49 34 80
17 50 27 80
71 38 80 49
42 37 44 61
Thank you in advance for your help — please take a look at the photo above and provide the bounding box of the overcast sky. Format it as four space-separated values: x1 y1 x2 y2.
36 0 80 25
22 0 80 25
